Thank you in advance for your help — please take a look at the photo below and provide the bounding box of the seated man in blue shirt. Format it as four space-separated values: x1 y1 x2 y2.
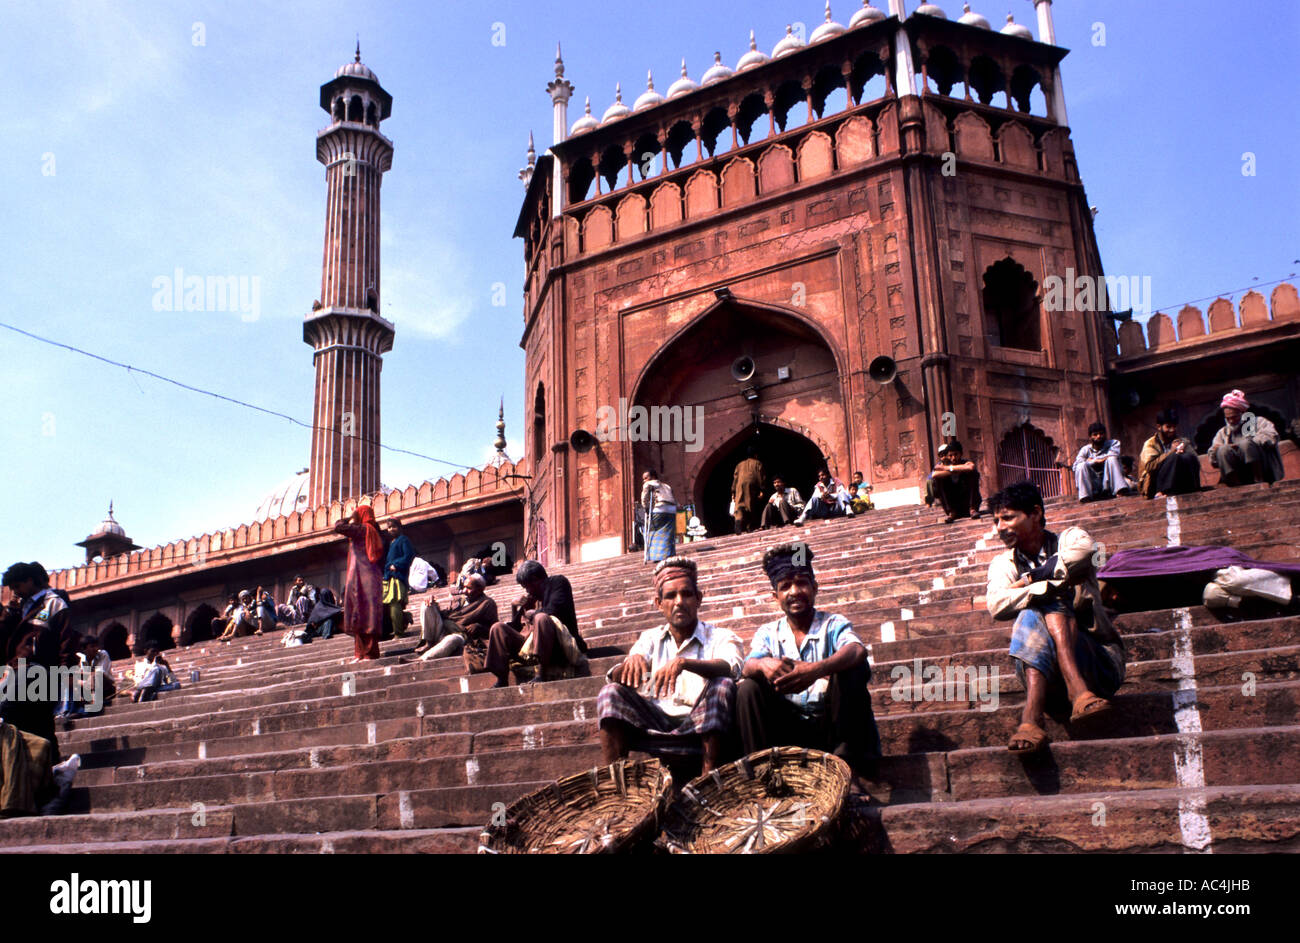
736 543 881 772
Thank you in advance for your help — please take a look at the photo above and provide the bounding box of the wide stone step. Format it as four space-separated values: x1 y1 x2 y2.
849 782 1300 853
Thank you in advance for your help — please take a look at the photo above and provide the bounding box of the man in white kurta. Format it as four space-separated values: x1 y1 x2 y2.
597 557 742 775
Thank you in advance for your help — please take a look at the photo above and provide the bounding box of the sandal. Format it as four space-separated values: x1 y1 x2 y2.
1008 722 1049 754
1070 692 1112 724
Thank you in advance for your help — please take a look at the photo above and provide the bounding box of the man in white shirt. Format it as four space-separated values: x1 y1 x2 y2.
1072 422 1131 502
761 475 805 529
597 557 743 775
796 469 855 523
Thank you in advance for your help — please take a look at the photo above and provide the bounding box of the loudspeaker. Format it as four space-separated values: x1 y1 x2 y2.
731 355 756 382
868 355 897 384
569 430 598 453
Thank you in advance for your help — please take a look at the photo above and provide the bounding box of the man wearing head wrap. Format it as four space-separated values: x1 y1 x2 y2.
333 506 386 661
736 543 881 771
986 481 1125 755
1209 390 1284 486
597 557 743 775
1137 409 1201 498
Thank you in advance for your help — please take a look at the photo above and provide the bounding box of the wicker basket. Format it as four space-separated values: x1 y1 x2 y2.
656 747 851 854
478 758 673 854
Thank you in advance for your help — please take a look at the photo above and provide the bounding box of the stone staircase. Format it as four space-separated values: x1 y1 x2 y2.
3 480 1299 853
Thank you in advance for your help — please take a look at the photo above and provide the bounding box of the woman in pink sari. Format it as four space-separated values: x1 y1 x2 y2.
334 506 385 661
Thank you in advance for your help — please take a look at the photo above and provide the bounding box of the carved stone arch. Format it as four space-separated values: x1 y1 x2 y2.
583 205 614 251
757 144 796 193
796 131 834 181
953 112 994 161
615 192 648 241
649 181 683 229
835 115 875 165
1040 127 1068 176
997 121 1036 169
922 101 949 154
875 102 900 155
684 170 719 217
982 257 1042 351
720 156 757 206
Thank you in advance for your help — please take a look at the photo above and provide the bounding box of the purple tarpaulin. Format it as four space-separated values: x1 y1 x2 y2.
1098 546 1300 580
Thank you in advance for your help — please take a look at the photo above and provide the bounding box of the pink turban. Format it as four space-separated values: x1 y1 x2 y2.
1220 389 1249 411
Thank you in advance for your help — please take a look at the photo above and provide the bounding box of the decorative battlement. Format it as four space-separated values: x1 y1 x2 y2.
1111 282 1300 360
42 460 524 596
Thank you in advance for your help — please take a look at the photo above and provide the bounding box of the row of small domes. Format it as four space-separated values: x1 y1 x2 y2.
570 2 1032 133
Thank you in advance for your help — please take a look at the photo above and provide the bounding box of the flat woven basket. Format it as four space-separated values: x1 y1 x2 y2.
478 758 673 854
656 746 851 854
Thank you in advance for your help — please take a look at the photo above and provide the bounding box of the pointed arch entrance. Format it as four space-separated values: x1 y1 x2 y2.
625 294 850 541
694 422 828 536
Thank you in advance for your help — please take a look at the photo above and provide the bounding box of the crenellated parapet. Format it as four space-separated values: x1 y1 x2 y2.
44 461 524 596
1113 282 1300 359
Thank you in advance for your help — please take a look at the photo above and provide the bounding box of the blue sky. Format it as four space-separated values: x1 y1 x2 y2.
2 0 1296 570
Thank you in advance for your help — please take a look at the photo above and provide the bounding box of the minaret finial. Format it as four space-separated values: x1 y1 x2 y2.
355 37 361 62
493 397 508 463
646 69 654 90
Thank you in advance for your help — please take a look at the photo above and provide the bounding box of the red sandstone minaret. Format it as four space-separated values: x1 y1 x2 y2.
304 44 395 507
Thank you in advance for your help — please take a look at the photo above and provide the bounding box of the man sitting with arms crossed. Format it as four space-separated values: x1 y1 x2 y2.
598 557 742 776
736 543 881 772
987 481 1125 754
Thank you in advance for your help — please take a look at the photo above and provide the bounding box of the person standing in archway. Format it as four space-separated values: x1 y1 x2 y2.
641 469 678 563
731 446 765 534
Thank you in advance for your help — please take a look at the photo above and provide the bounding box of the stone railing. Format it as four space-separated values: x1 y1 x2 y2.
46 460 524 595
1112 282 1300 359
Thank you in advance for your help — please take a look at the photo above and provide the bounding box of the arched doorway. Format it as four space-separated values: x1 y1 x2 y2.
996 422 1063 498
626 295 849 542
183 604 220 645
696 423 828 537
